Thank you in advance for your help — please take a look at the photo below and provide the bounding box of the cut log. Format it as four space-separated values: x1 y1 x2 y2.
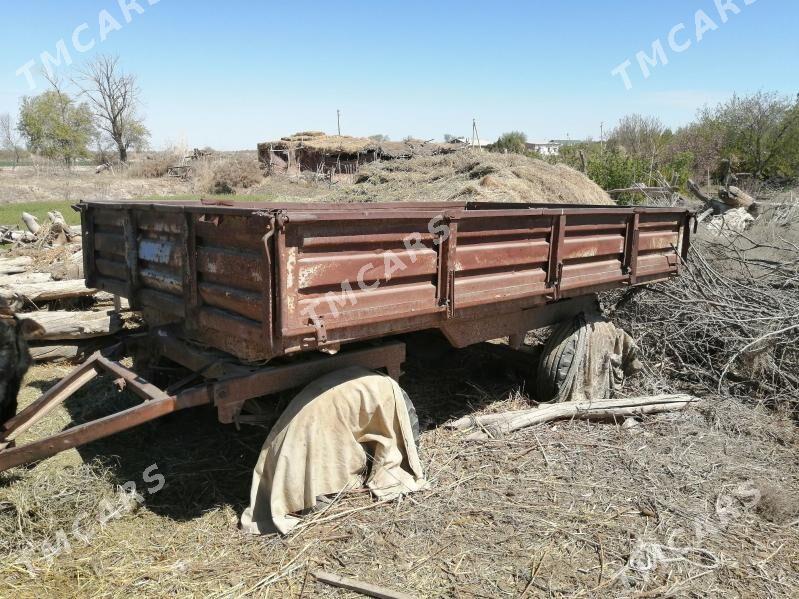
1 272 51 286
22 309 122 340
454 394 699 440
28 343 82 362
718 185 755 210
0 256 34 275
312 570 414 599
21 212 40 235
3 230 37 243
49 250 84 280
0 279 98 304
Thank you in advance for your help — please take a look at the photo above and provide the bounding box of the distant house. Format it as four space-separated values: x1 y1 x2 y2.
526 141 561 156
525 139 589 157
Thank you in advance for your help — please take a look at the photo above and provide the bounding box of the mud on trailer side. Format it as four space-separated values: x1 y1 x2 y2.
0 200 693 471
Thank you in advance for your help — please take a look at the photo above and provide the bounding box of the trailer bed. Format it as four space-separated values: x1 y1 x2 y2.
78 200 692 361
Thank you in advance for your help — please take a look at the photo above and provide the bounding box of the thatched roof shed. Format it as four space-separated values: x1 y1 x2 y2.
258 133 460 174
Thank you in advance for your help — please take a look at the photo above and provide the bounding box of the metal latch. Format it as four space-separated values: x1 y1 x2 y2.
311 317 327 344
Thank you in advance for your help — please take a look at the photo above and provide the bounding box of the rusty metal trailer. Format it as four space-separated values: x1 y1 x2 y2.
0 200 693 471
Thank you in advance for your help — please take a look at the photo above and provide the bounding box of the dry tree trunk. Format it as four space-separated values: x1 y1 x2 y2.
718 186 755 210
0 279 98 303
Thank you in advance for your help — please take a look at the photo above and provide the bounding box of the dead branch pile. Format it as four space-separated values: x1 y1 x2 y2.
610 210 798 406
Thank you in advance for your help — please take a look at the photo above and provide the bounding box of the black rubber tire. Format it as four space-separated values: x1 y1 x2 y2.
536 313 588 402
400 389 421 448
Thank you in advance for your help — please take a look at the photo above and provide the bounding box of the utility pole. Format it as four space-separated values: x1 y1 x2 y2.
337 109 341 136
472 118 481 150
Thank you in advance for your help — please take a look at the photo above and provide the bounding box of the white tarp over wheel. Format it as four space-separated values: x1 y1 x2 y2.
240 366 427 535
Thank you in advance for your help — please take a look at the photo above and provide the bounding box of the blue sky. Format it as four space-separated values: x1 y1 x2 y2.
0 1 796 150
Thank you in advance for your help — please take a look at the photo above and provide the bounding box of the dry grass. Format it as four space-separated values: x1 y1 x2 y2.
330 150 613 205
0 165 191 206
1 338 796 597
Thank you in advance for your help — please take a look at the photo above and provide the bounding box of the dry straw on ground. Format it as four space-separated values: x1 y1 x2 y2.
330 149 613 205
1 338 796 597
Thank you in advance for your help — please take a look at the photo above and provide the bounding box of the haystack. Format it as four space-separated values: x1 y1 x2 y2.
330 149 613 205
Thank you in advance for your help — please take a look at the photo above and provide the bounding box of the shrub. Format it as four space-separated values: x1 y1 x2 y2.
492 131 528 154
127 153 179 178
194 156 263 194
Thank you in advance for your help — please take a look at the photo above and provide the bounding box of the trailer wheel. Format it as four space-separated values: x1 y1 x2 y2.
536 313 588 402
400 389 421 448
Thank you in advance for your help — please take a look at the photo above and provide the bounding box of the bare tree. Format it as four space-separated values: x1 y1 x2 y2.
0 113 22 169
74 55 149 163
609 114 668 163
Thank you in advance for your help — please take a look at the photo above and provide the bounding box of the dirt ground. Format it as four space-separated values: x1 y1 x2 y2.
1 334 797 598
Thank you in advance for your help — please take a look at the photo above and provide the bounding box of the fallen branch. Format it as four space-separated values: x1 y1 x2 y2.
312 570 415 599
456 394 699 440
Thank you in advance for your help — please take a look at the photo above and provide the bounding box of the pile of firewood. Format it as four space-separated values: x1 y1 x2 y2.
0 240 127 362
1 211 82 247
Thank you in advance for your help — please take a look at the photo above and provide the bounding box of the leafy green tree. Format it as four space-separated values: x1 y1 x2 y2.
18 90 94 166
671 91 799 180
709 91 799 177
493 131 528 154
